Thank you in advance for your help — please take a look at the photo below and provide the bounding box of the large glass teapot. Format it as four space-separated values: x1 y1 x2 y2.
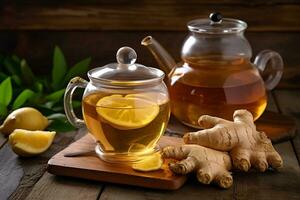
142 12 283 128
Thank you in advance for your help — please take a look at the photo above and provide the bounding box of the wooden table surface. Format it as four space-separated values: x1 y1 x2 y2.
0 1 299 199
0 90 299 200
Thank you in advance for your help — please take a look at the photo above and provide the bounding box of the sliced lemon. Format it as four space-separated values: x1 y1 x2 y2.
96 94 159 130
126 92 168 105
9 129 56 157
132 152 163 172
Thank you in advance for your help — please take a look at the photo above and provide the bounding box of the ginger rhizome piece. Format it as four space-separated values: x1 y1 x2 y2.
184 110 283 172
162 145 232 188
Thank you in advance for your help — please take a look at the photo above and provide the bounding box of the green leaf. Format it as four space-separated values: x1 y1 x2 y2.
0 77 12 106
35 105 56 116
52 46 67 90
42 101 56 109
0 103 7 117
47 113 67 120
52 105 64 112
11 55 21 63
3 57 21 76
47 114 76 132
64 57 91 85
12 89 35 109
11 75 22 86
45 89 65 102
20 59 35 85
33 81 43 93
40 78 51 91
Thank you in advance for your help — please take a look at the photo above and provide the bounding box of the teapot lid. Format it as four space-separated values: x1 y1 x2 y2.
88 47 164 87
187 12 247 34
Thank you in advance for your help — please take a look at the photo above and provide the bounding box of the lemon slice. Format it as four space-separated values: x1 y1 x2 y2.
132 152 163 172
126 92 168 105
9 129 56 157
96 94 159 130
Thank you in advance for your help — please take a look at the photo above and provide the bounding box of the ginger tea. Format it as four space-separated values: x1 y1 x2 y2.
169 56 267 128
82 92 170 161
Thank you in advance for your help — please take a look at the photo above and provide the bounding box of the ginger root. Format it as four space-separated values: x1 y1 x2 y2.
184 110 283 172
162 145 233 188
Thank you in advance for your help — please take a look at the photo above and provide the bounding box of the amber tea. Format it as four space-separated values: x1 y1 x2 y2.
82 92 170 161
169 56 267 127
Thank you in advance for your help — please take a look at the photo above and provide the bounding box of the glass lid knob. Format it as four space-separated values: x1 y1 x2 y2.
209 12 223 23
116 47 137 65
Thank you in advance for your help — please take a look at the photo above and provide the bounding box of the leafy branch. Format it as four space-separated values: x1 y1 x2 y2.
0 46 91 132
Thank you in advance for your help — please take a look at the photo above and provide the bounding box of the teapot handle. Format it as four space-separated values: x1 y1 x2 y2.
254 50 283 90
64 77 88 128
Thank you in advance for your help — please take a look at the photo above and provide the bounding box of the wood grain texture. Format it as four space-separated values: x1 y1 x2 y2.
48 135 187 190
1 1 299 31
0 143 24 200
0 31 298 89
273 90 300 164
0 134 7 149
100 181 234 200
6 0 300 6
25 173 101 200
1 130 81 200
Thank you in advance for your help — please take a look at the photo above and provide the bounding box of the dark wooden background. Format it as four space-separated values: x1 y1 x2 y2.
0 0 299 89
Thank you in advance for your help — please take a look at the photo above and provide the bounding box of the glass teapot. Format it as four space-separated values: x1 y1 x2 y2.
142 12 283 128
64 47 170 163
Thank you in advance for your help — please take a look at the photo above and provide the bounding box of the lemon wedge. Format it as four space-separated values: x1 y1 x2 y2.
96 94 159 130
132 152 163 172
9 129 56 157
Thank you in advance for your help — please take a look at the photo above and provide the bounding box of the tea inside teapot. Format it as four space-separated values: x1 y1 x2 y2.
169 55 266 127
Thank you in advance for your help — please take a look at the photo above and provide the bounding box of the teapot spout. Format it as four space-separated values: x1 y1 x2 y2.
141 36 176 75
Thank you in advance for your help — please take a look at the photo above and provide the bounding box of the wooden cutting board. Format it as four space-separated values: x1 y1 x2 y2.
167 111 296 143
48 135 187 190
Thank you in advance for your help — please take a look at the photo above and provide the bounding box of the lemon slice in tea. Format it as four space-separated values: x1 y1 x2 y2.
126 92 168 105
9 129 56 157
132 152 163 172
96 94 159 130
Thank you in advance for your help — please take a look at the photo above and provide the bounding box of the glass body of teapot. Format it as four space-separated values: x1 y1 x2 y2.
142 13 283 128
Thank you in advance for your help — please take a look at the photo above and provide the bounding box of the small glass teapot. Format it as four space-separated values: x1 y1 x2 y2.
142 12 283 128
64 47 170 163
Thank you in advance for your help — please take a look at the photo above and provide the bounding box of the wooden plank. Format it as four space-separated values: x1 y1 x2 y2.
273 89 300 163
0 31 298 89
25 173 101 200
0 134 7 149
100 182 234 200
0 143 24 200
1 3 300 31
48 135 187 190
0 130 82 200
273 90 300 126
7 0 300 6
